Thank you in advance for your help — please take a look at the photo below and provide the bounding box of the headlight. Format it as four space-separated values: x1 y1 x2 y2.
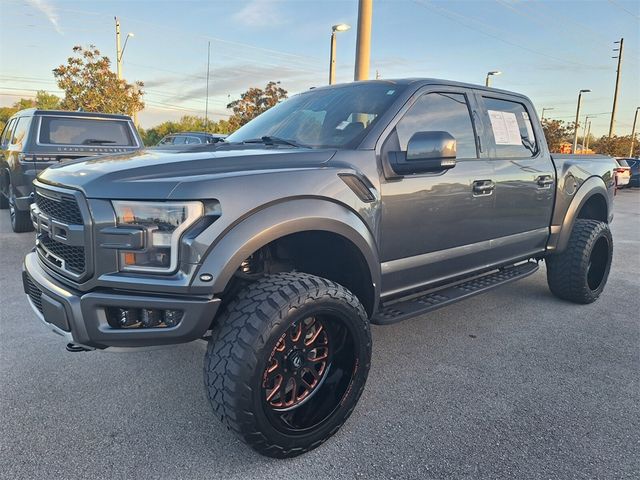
112 201 204 273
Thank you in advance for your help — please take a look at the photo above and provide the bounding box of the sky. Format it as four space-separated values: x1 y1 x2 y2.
0 0 638 137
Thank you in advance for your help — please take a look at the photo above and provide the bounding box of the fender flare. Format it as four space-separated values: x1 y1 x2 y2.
193 198 381 312
549 176 611 253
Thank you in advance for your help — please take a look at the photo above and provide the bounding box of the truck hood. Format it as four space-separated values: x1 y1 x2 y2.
37 146 337 199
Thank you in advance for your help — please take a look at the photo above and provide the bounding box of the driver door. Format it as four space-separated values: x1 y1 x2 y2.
378 87 497 299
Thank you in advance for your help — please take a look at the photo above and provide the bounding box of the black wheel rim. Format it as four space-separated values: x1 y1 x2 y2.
587 236 609 291
261 312 357 434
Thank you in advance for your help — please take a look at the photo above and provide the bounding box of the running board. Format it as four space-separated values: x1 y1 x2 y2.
372 262 539 325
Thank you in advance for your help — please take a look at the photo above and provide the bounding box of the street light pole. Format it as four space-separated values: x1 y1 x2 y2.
629 107 640 157
205 41 211 132
354 0 372 81
572 89 591 154
115 17 122 80
608 38 624 138
541 107 554 120
485 70 501 87
329 24 350 85
582 114 594 150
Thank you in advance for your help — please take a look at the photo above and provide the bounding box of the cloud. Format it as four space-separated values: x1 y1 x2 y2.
232 0 286 27
26 0 63 35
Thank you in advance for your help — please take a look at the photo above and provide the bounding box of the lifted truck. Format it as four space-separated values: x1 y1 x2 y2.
23 79 616 458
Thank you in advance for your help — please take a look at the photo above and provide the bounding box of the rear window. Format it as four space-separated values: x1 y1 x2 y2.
38 117 135 146
617 159 629 167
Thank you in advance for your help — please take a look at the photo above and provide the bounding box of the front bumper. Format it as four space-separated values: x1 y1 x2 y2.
23 252 221 349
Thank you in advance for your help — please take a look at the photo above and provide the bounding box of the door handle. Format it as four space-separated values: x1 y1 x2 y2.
472 179 495 195
536 175 554 188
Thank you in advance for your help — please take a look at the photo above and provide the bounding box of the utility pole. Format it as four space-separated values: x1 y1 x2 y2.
585 120 592 151
572 89 590 154
541 107 554 120
354 0 372 81
630 107 640 157
582 114 594 148
205 41 211 132
115 17 122 80
609 38 623 137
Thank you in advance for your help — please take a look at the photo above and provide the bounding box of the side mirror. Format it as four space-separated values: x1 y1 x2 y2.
389 131 457 175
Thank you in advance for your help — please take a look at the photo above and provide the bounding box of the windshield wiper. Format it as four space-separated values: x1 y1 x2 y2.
242 136 309 148
82 139 117 145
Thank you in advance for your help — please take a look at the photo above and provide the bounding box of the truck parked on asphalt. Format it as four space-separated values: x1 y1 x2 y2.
0 109 141 232
22 79 617 458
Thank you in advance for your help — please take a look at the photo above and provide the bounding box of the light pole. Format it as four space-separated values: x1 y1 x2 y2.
115 17 134 80
329 23 350 85
609 38 624 137
354 0 372 81
572 89 591 154
485 70 501 87
630 106 640 157
541 107 554 120
581 114 594 152
585 120 592 151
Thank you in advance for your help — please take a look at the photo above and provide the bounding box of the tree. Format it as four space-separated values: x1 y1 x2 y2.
591 135 639 158
0 91 62 133
541 118 576 153
53 45 144 116
227 81 287 130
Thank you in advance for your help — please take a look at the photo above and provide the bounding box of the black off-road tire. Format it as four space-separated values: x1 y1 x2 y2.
546 219 613 304
204 272 371 458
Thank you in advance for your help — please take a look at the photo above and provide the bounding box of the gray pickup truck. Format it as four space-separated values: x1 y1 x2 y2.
23 79 616 458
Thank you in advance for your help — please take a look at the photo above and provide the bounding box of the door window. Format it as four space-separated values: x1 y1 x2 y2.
395 92 478 159
11 117 32 148
483 97 538 157
1 118 17 148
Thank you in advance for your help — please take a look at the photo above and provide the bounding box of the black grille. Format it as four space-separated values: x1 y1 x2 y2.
40 236 86 274
35 192 83 225
25 275 43 314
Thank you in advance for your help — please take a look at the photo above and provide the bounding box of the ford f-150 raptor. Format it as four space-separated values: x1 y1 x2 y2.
22 79 617 458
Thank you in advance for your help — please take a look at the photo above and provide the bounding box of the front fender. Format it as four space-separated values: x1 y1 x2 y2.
192 198 381 310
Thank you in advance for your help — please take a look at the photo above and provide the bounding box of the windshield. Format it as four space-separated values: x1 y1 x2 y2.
226 83 407 148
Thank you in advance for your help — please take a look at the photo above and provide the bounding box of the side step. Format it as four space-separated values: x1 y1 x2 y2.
372 261 539 325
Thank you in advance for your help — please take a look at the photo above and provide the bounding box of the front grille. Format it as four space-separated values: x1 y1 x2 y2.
35 192 83 225
34 186 90 280
39 236 86 274
25 275 44 314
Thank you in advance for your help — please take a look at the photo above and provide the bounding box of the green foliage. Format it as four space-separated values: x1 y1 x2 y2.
227 81 288 130
541 118 576 153
591 134 639 157
139 115 232 146
0 91 62 134
53 45 144 116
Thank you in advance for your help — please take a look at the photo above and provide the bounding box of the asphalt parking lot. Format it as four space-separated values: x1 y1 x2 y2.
0 189 638 480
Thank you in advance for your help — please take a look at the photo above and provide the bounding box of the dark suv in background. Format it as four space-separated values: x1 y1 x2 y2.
0 109 141 232
157 132 227 145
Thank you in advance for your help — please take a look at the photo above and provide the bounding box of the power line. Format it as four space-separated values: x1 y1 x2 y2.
607 0 640 19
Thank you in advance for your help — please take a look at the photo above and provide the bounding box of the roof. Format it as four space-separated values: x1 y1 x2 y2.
12 108 133 120
307 78 527 99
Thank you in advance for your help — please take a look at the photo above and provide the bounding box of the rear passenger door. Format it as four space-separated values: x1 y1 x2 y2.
476 94 555 260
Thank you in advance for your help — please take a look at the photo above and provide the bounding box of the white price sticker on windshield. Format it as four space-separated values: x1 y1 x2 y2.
488 110 522 145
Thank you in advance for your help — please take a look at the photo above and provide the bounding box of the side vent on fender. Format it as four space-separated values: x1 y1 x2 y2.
338 173 376 203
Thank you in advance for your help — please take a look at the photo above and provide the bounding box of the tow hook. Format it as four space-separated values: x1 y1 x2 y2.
66 343 91 352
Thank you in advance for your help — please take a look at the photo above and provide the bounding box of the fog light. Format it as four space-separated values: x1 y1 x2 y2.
117 308 141 328
163 309 183 327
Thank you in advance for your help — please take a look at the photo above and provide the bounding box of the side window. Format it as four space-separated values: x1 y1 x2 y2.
172 135 186 145
11 117 32 147
483 97 538 158
1 118 17 148
395 92 478 159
